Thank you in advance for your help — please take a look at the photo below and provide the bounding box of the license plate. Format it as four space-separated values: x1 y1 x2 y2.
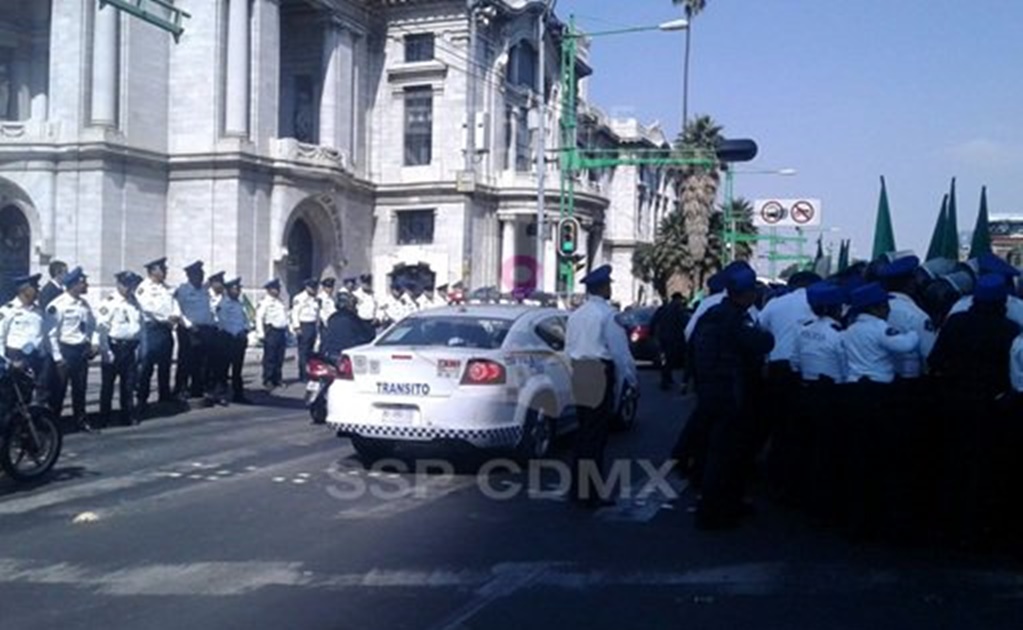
377 407 415 424
305 381 321 395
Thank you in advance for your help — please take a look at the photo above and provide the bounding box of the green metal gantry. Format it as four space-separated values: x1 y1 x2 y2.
557 17 717 294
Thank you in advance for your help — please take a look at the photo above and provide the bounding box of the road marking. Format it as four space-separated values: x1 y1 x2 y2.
597 474 689 523
332 474 478 520
429 562 558 630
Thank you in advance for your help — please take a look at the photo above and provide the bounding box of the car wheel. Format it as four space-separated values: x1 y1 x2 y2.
613 387 639 432
309 399 327 425
351 436 397 464
517 405 555 461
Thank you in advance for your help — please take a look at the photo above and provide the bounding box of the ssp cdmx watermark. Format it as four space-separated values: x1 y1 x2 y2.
325 458 679 502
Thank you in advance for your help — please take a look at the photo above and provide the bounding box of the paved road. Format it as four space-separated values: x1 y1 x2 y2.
2 369 1021 629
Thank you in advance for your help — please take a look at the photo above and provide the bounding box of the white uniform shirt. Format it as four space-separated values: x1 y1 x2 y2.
175 283 214 328
209 289 224 314
842 313 919 384
255 295 288 338
319 290 336 325
353 288 377 322
216 297 250 337
402 293 420 314
94 292 142 342
47 292 96 361
1011 334 1023 393
949 294 1023 327
0 299 47 354
290 291 320 328
136 277 177 324
887 292 936 378
758 288 814 364
565 294 638 389
793 316 846 382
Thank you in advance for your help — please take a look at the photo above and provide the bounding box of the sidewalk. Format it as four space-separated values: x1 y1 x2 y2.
57 347 303 418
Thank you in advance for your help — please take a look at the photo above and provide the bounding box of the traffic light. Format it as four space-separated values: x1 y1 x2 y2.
558 217 579 257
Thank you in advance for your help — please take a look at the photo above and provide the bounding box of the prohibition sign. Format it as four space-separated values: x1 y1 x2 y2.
760 201 785 224
791 200 815 224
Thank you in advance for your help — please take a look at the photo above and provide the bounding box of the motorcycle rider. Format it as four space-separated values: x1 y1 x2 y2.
320 292 376 363
0 273 49 405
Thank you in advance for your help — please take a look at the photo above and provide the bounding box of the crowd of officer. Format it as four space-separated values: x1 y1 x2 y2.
672 252 1023 544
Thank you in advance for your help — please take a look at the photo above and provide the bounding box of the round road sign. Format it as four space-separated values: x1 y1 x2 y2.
791 200 815 224
760 201 785 224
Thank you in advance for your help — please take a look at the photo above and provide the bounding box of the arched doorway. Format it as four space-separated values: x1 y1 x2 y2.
0 204 30 303
280 196 342 298
285 218 314 297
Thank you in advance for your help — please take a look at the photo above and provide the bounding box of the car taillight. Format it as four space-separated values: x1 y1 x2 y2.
307 357 337 379
630 325 649 343
337 354 354 380
460 359 506 385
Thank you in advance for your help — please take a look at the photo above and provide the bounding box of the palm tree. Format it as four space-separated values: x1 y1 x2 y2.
632 210 696 299
672 0 708 127
674 115 723 263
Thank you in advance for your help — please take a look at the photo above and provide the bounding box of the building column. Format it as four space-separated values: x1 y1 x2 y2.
224 0 250 136
319 20 341 148
9 55 30 122
543 222 556 293
90 1 119 126
500 218 517 291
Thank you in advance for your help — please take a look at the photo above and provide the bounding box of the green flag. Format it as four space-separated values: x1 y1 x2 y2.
944 177 960 260
925 194 948 261
968 185 993 259
871 176 896 260
837 239 850 272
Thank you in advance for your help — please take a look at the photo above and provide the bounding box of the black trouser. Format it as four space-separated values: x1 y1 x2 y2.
209 330 229 390
138 323 173 404
175 325 215 397
803 378 847 522
54 342 90 421
697 387 757 521
296 322 317 381
222 333 247 399
671 395 713 490
845 379 898 537
100 339 139 423
570 359 616 501
5 347 49 406
262 327 286 387
764 361 801 499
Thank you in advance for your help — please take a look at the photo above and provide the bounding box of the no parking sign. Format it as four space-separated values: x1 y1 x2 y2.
753 199 822 227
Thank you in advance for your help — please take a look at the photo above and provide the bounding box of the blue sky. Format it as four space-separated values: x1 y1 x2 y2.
556 0 1023 262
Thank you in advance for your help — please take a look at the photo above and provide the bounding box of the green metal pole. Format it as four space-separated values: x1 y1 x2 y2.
723 166 734 264
559 16 578 296
769 228 778 278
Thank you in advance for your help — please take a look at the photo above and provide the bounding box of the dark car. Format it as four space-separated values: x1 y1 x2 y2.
615 306 661 363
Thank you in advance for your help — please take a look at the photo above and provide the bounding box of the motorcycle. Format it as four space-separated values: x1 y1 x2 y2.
305 352 340 425
0 354 62 482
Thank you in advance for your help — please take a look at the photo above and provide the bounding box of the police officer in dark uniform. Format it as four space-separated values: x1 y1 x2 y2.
174 260 216 402
691 264 774 529
39 260 66 309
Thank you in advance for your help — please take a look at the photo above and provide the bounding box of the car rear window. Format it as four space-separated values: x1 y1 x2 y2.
617 307 656 326
376 316 513 349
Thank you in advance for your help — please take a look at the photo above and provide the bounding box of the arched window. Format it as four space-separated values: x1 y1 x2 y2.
506 41 537 91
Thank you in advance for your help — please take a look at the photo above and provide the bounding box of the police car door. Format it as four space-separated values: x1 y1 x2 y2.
533 314 573 422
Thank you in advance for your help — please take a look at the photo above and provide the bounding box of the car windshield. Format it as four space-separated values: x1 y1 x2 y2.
376 316 513 349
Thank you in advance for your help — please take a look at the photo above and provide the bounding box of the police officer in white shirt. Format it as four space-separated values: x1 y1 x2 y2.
792 282 848 518
47 266 97 431
947 253 1023 327
291 278 321 382
0 273 49 403
565 264 637 507
174 260 216 401
207 271 226 310
377 281 406 327
136 257 179 408
95 271 144 426
353 274 378 326
842 281 920 535
214 277 251 404
256 278 288 389
319 277 337 327
876 255 936 379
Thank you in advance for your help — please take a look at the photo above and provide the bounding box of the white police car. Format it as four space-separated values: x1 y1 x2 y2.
325 305 636 461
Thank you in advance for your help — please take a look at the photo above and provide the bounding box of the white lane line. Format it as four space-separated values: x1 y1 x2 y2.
597 475 689 523
332 475 478 520
429 563 557 630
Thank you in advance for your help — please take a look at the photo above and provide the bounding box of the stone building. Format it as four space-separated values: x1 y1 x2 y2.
0 0 675 305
